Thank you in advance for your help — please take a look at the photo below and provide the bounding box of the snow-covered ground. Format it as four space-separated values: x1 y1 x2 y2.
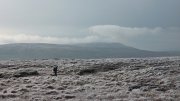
0 56 180 101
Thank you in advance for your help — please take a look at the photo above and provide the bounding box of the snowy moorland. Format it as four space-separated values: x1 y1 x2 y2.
0 57 180 101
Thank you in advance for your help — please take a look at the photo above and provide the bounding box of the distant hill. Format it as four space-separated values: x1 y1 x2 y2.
0 43 179 60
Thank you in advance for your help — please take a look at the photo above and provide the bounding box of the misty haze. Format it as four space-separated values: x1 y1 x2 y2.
0 0 180 101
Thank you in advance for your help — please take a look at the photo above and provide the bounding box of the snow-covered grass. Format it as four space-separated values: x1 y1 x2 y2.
0 56 180 101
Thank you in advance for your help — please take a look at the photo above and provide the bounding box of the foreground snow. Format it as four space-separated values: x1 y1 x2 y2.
0 57 180 101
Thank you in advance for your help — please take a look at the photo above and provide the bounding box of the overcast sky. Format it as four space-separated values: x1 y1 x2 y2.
0 0 180 51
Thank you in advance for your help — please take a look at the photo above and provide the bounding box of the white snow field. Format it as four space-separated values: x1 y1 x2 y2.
0 57 180 101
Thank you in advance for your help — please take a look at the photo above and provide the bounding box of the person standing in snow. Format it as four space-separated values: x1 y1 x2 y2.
53 65 58 76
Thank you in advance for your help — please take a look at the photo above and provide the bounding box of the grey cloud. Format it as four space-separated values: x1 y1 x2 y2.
89 25 180 51
0 33 100 44
0 25 180 51
0 0 180 27
0 0 179 51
